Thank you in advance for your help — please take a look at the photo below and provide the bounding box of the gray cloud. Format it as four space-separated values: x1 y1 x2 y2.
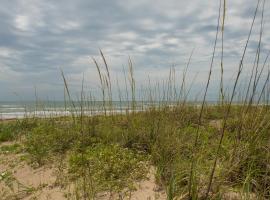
0 0 269 100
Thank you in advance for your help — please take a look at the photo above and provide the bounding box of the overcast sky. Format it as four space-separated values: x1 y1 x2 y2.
0 0 269 101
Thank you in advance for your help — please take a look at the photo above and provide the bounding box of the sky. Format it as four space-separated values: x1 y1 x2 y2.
0 0 269 101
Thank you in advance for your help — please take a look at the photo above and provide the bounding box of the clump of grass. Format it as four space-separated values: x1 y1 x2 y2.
0 143 22 154
0 119 38 142
0 121 22 142
68 143 148 198
25 119 79 165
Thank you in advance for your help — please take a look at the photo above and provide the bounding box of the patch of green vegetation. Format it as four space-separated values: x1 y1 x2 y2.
69 143 148 197
25 120 79 165
2 105 266 199
0 143 22 154
0 123 18 142
0 119 39 142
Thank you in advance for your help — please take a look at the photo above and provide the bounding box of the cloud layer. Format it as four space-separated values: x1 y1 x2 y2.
0 0 269 100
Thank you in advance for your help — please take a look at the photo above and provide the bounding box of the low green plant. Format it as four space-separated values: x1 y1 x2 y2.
25 120 78 165
69 143 148 198
0 122 19 142
0 119 38 142
0 143 22 154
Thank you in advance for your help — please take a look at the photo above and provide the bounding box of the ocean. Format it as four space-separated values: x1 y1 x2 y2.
0 101 158 120
0 100 220 120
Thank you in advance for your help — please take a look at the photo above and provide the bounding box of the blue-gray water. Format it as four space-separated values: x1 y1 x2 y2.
0 101 161 119
0 100 220 119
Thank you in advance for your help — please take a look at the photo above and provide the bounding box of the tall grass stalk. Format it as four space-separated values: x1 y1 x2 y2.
92 57 107 115
61 69 77 122
220 0 226 104
188 0 222 198
205 0 261 198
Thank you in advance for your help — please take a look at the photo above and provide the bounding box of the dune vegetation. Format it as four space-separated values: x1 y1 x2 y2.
0 0 270 199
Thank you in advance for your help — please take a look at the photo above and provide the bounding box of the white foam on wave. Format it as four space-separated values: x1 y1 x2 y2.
0 108 145 120
0 107 25 110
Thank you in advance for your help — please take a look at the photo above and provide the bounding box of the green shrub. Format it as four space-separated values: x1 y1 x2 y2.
0 119 39 142
25 121 78 165
0 122 19 142
69 143 148 196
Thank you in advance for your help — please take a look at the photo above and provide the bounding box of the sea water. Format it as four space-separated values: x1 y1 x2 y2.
0 101 160 119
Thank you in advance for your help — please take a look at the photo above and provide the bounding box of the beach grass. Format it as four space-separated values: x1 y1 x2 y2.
1 103 269 199
1 0 270 199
